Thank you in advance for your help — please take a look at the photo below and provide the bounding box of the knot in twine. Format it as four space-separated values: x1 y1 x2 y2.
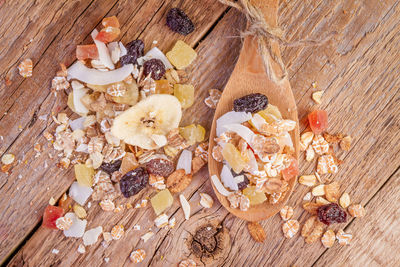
219 0 336 85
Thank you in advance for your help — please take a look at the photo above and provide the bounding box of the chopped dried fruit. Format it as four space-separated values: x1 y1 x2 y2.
150 189 173 215
155 79 173 94
102 16 119 28
233 93 268 113
281 158 298 181
174 84 194 108
166 40 197 70
280 205 294 221
146 158 174 177
324 181 340 202
192 156 206 174
321 229 335 248
247 222 266 242
348 204 366 217
222 143 246 174
76 44 99 60
257 104 282 123
130 249 146 263
95 27 120 43
300 131 314 151
336 229 352 245
308 110 328 134
18 58 33 77
166 169 192 193
120 167 149 198
243 186 267 205
282 219 299 238
166 8 194 35
100 160 122 175
179 124 205 145
120 152 139 175
74 164 95 187
43 205 64 229
317 203 347 225
143 58 166 80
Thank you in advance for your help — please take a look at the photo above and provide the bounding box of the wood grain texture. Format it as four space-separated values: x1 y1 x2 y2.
1 0 400 266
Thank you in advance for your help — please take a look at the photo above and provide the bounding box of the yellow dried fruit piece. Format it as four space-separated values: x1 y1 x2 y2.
155 80 173 94
166 40 197 70
74 164 95 187
257 104 282 123
222 143 246 174
174 84 194 108
150 189 173 215
243 186 267 205
179 124 205 145
86 83 108 92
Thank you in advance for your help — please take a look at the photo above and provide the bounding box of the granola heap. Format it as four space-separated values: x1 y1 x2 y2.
211 93 298 211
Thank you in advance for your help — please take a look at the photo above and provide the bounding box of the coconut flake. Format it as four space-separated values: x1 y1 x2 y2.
179 194 191 220
91 29 114 69
83 226 103 246
137 47 173 69
107 42 121 64
245 149 258 174
211 175 231 196
71 81 89 114
119 42 127 56
67 61 133 85
76 143 88 153
151 134 167 147
250 113 267 131
220 165 238 191
63 212 87 238
70 117 85 131
176 149 192 174
223 123 255 145
216 111 252 136
69 182 93 206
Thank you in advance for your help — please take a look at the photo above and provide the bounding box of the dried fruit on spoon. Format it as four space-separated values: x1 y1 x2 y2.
211 93 298 211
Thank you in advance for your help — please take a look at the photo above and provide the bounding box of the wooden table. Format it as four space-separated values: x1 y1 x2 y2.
1 0 400 266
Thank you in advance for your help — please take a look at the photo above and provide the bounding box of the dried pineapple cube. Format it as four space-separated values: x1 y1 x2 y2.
74 164 95 187
179 124 206 145
222 143 246 174
174 84 194 108
243 186 267 205
155 80 173 94
166 40 197 70
150 189 173 215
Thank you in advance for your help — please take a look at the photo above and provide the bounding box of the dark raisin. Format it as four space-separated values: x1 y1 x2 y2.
122 39 144 65
146 158 174 177
236 175 250 191
317 203 347 225
120 55 137 66
143 59 166 80
120 167 149 198
166 8 195 35
100 160 122 175
233 93 268 113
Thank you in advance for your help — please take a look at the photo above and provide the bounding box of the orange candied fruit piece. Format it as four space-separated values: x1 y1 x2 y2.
155 80 173 94
308 110 328 134
282 158 298 181
102 16 120 28
42 205 64 229
76 44 99 60
95 27 120 43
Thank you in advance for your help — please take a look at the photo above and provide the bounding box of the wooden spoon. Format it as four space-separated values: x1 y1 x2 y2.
208 0 300 222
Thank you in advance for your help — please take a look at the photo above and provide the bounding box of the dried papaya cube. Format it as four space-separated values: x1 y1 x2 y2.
166 40 197 69
102 16 120 28
42 205 64 229
95 27 120 43
76 44 99 60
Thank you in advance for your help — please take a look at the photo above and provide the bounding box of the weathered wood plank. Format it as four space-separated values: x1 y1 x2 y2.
1 0 228 264
315 168 400 266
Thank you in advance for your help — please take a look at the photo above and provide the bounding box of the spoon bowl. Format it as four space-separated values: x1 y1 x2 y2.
208 1 299 222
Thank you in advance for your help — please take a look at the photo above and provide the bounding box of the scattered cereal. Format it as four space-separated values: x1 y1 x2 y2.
312 91 323 104
141 231 154 243
280 205 294 221
77 244 86 254
336 229 352 245
339 192 351 209
247 222 266 243
299 175 317 187
111 224 124 240
321 229 335 248
56 216 73 230
179 259 197 267
340 135 352 151
348 204 366 218
1 153 15 165
18 58 33 77
312 184 325 197
199 193 213 209
130 249 146 263
282 219 299 238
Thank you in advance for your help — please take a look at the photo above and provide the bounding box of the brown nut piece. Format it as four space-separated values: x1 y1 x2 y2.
247 222 266 243
166 169 192 193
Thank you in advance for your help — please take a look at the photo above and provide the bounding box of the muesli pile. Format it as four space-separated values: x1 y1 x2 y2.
34 10 213 264
210 93 298 210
